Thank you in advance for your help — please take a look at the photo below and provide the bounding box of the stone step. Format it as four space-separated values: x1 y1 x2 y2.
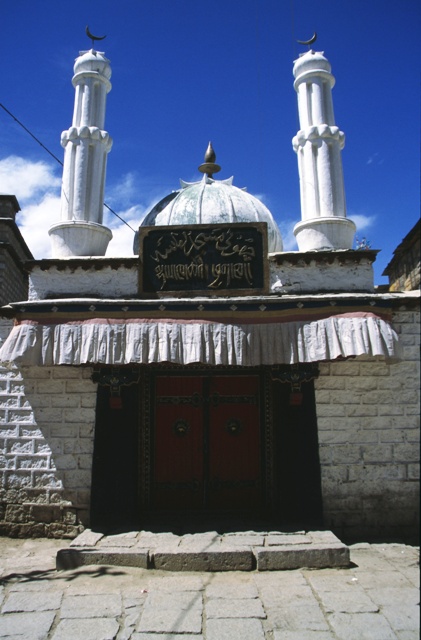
56 529 350 572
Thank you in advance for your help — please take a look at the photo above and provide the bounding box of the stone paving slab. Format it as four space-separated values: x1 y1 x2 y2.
305 569 366 592
64 528 350 572
365 586 420 606
206 618 266 640
255 542 350 570
328 611 398 639
0 610 56 640
1 590 63 613
137 532 181 547
257 583 316 607
144 591 202 610
152 544 253 572
308 530 343 544
317 588 380 613
206 597 266 619
179 532 220 542
273 632 337 640
69 529 104 547
56 547 149 570
136 606 203 634
381 605 420 632
205 582 259 599
149 575 205 591
266 533 310 545
265 604 331 632
132 635 204 640
353 569 414 588
60 593 122 618
9 580 62 593
50 618 120 640
224 534 265 546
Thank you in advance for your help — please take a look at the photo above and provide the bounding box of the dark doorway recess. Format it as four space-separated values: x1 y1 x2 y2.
90 365 323 534
272 378 323 530
90 384 139 532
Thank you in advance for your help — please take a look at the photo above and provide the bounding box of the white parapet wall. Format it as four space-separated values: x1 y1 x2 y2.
26 252 377 302
269 250 376 293
28 259 139 301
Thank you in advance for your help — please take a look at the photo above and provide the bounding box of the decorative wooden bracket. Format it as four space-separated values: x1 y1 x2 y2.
92 367 140 409
270 363 319 405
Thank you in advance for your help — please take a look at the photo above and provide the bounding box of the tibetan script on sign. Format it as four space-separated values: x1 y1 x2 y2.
139 223 268 296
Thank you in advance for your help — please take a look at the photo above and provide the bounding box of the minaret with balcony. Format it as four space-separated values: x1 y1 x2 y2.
49 47 113 256
292 49 356 251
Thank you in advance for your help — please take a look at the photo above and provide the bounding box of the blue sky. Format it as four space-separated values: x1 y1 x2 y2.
0 0 419 284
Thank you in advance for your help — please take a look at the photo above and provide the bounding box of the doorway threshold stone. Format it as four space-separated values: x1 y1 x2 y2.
56 529 350 572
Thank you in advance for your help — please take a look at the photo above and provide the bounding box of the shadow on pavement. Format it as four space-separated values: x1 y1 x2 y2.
0 565 127 586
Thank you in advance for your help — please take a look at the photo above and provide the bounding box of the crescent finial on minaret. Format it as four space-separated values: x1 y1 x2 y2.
297 32 317 48
85 25 107 48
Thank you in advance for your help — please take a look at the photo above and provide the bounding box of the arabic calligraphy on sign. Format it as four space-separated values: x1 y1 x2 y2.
150 229 255 264
139 223 268 296
154 261 253 289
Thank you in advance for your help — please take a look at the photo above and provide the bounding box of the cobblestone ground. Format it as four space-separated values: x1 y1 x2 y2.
0 537 419 640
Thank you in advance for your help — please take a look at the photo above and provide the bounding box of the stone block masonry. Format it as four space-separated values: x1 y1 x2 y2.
0 212 33 307
0 360 97 537
316 307 420 541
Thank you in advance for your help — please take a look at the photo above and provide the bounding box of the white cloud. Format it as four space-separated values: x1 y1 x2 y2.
105 172 138 208
348 213 376 232
366 152 384 166
17 193 60 258
0 156 60 201
251 192 268 204
105 204 144 256
278 219 299 252
0 155 61 259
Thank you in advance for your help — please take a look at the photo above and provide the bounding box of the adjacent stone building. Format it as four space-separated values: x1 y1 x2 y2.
0 195 33 306
383 219 420 292
0 44 419 542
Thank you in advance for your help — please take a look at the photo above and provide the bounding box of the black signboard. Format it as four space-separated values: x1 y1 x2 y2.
139 222 268 296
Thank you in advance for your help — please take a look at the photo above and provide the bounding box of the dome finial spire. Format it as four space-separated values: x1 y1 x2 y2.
198 141 221 178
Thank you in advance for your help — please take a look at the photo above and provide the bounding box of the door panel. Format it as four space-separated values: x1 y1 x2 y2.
153 376 203 510
208 376 260 509
152 373 262 512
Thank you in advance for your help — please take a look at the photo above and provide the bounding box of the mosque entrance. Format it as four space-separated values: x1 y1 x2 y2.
90 365 323 533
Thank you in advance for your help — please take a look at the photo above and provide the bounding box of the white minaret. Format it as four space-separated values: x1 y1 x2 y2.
292 49 356 251
49 49 113 257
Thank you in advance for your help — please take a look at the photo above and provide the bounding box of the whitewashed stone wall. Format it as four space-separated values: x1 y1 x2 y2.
28 262 139 301
0 348 96 537
316 307 420 541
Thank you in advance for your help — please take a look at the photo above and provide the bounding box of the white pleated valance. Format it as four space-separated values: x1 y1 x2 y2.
0 315 400 367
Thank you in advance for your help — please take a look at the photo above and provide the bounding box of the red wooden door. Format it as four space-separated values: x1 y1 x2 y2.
153 376 204 510
208 376 261 510
152 374 261 512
